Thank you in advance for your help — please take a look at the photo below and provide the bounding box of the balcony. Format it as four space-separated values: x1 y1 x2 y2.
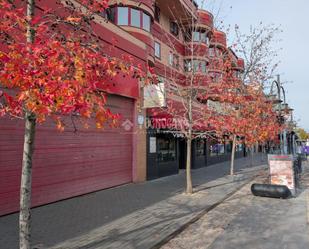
210 30 227 48
208 57 224 72
108 0 155 15
197 9 214 30
180 0 199 16
156 0 198 22
232 58 245 71
184 43 209 58
139 0 155 12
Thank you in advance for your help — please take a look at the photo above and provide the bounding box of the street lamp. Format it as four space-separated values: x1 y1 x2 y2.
270 75 288 155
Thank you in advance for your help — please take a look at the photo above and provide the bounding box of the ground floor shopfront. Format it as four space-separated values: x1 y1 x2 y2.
146 129 246 180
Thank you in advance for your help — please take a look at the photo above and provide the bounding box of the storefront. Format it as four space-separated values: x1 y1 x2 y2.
146 130 179 180
207 138 245 166
146 127 246 180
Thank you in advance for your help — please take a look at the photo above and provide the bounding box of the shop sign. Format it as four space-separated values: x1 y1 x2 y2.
143 83 166 108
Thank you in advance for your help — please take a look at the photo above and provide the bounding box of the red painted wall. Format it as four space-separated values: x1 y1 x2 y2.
0 95 134 216
14 0 147 99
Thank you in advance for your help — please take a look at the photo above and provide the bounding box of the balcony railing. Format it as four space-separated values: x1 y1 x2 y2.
210 30 227 47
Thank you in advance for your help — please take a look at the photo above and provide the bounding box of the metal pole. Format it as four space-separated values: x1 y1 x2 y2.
277 75 283 154
291 112 295 155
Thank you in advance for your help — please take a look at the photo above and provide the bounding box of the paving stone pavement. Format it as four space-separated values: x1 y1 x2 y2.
162 161 309 249
0 154 266 249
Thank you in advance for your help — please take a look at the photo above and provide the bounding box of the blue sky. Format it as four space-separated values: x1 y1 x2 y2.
198 0 309 131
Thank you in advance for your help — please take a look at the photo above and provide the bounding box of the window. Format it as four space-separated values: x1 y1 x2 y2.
209 141 218 157
201 32 207 44
154 5 160 22
131 8 140 27
170 21 179 37
226 142 232 153
218 144 225 154
209 142 225 156
113 7 151 32
173 55 179 69
236 144 243 152
169 53 173 66
193 60 199 72
155 42 161 59
184 60 192 72
104 8 116 22
193 31 200 42
191 31 208 44
117 7 128 25
143 12 151 31
200 61 207 73
157 137 176 162
184 59 207 73
196 140 206 156
169 52 179 69
209 47 215 57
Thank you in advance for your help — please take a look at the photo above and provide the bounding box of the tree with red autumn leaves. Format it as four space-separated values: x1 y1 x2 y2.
209 54 281 175
224 22 283 174
0 0 149 248
223 82 281 175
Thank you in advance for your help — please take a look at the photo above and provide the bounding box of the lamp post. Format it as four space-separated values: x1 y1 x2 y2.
270 75 288 154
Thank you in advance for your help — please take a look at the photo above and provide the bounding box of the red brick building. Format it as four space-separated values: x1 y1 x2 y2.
0 0 244 216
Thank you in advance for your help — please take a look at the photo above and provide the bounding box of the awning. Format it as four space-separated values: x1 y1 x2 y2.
147 97 217 131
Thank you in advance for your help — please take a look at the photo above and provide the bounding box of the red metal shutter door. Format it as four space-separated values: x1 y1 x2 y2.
0 95 134 216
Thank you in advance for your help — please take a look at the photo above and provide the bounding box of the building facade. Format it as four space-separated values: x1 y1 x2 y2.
0 0 245 216
106 0 246 179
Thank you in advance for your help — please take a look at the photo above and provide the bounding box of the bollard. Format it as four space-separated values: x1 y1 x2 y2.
251 183 291 199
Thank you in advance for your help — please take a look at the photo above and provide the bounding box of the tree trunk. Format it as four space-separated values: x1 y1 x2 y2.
250 146 254 167
20 1 36 248
230 135 237 176
186 136 193 194
261 145 266 161
185 85 193 194
20 113 36 249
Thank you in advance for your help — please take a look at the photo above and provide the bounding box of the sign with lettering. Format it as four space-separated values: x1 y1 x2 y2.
268 154 295 195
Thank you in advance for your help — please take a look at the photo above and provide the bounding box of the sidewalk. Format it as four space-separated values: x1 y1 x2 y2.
163 161 309 249
0 154 267 249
